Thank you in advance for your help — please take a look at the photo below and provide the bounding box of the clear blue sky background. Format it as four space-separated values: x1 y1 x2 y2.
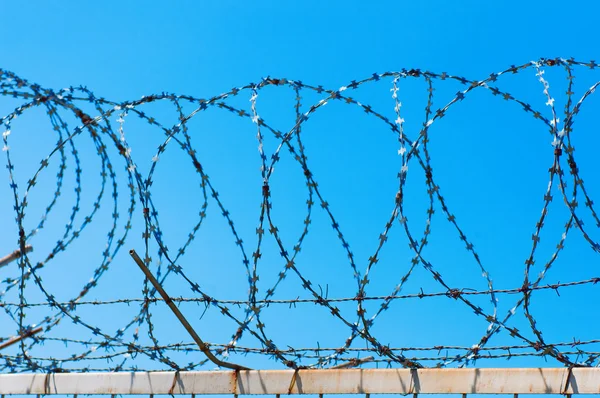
0 1 599 372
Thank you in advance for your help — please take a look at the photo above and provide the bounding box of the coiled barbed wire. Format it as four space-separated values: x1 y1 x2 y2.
0 57 600 372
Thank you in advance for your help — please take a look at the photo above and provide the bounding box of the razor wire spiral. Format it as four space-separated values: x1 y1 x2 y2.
1 57 600 372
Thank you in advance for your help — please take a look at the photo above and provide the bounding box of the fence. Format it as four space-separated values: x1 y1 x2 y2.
0 58 599 376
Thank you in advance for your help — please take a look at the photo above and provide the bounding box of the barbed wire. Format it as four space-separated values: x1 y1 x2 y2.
1 57 599 372
0 276 597 308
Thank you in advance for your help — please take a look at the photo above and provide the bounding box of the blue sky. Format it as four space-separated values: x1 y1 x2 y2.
0 1 599 372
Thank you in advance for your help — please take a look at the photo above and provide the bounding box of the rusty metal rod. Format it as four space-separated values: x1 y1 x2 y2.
129 249 250 370
331 356 375 369
0 326 43 351
0 245 33 268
